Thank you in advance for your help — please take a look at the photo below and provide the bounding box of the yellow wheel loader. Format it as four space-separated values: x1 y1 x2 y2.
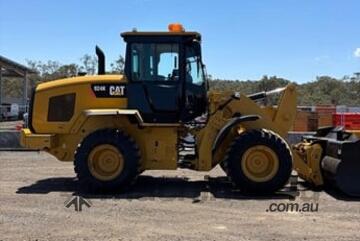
20 24 360 195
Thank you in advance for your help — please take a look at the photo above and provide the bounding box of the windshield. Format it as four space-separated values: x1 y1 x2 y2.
185 43 206 86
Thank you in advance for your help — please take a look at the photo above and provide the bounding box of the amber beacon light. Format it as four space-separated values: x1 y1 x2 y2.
168 23 185 32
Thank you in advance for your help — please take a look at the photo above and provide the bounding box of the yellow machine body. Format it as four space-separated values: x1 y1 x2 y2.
21 72 298 173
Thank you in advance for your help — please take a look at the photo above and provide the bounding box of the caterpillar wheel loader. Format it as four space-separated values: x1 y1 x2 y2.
20 24 360 195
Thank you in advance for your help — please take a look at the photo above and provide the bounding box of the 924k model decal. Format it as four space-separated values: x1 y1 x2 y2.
91 83 127 98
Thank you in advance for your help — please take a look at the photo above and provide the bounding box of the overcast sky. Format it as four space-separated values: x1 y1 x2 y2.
0 0 359 82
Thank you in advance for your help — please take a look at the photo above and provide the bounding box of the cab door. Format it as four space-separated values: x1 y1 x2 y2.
126 42 182 123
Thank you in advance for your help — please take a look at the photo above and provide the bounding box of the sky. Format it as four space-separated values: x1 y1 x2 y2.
0 0 359 83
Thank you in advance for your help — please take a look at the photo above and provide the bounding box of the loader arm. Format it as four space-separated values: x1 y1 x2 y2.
196 84 297 171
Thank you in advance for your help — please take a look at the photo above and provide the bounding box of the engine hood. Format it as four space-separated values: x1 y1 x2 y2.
36 74 127 92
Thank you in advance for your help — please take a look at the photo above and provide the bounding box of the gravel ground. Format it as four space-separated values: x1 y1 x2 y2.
0 151 359 241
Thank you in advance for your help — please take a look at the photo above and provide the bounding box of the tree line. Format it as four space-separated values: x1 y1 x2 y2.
3 54 360 106
210 74 360 106
26 54 125 83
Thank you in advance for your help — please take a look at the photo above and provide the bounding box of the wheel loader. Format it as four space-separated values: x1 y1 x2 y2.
20 24 360 195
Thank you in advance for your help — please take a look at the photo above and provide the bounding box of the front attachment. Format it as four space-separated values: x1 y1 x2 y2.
302 127 360 196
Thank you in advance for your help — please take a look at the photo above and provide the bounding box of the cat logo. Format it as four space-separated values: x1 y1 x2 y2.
109 85 125 96
91 83 127 98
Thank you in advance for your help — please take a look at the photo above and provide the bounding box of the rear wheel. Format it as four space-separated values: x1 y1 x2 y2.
222 129 292 193
74 129 140 193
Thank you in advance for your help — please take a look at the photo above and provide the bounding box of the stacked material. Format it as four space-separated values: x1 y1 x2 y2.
292 111 314 131
316 105 336 128
292 105 336 131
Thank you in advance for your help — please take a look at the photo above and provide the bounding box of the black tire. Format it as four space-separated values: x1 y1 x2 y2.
222 129 292 194
74 129 140 193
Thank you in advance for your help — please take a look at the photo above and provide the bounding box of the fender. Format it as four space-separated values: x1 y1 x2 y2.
211 115 260 155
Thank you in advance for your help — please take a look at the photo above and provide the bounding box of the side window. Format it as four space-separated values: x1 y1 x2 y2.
47 93 76 122
130 43 179 81
131 49 140 81
158 51 178 79
186 47 204 86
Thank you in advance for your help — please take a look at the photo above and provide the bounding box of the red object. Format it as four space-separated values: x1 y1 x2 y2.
15 124 23 131
333 113 360 130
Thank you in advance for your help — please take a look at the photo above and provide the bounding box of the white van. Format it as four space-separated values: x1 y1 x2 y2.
1 103 19 120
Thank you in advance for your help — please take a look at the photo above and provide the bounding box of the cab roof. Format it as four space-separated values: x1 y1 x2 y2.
121 31 201 42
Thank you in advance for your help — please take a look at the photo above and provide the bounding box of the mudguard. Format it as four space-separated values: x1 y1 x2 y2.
212 115 260 155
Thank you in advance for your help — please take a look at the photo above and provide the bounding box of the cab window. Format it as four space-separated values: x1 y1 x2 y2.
185 46 205 86
130 43 179 81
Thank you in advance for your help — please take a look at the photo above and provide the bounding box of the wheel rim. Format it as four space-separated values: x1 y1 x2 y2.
88 144 124 181
241 145 279 182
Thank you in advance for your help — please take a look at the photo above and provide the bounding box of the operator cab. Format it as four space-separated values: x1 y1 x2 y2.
121 24 208 123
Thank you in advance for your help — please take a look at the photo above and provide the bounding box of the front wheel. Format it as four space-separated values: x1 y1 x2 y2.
222 129 292 194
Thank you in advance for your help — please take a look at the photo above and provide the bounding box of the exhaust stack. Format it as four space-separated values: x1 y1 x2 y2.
95 45 105 75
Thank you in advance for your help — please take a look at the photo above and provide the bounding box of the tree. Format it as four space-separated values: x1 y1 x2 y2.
57 64 79 78
110 55 125 74
257 75 290 92
80 54 97 75
25 60 80 82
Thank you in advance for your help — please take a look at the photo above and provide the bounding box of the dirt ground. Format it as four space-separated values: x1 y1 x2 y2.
0 151 359 241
